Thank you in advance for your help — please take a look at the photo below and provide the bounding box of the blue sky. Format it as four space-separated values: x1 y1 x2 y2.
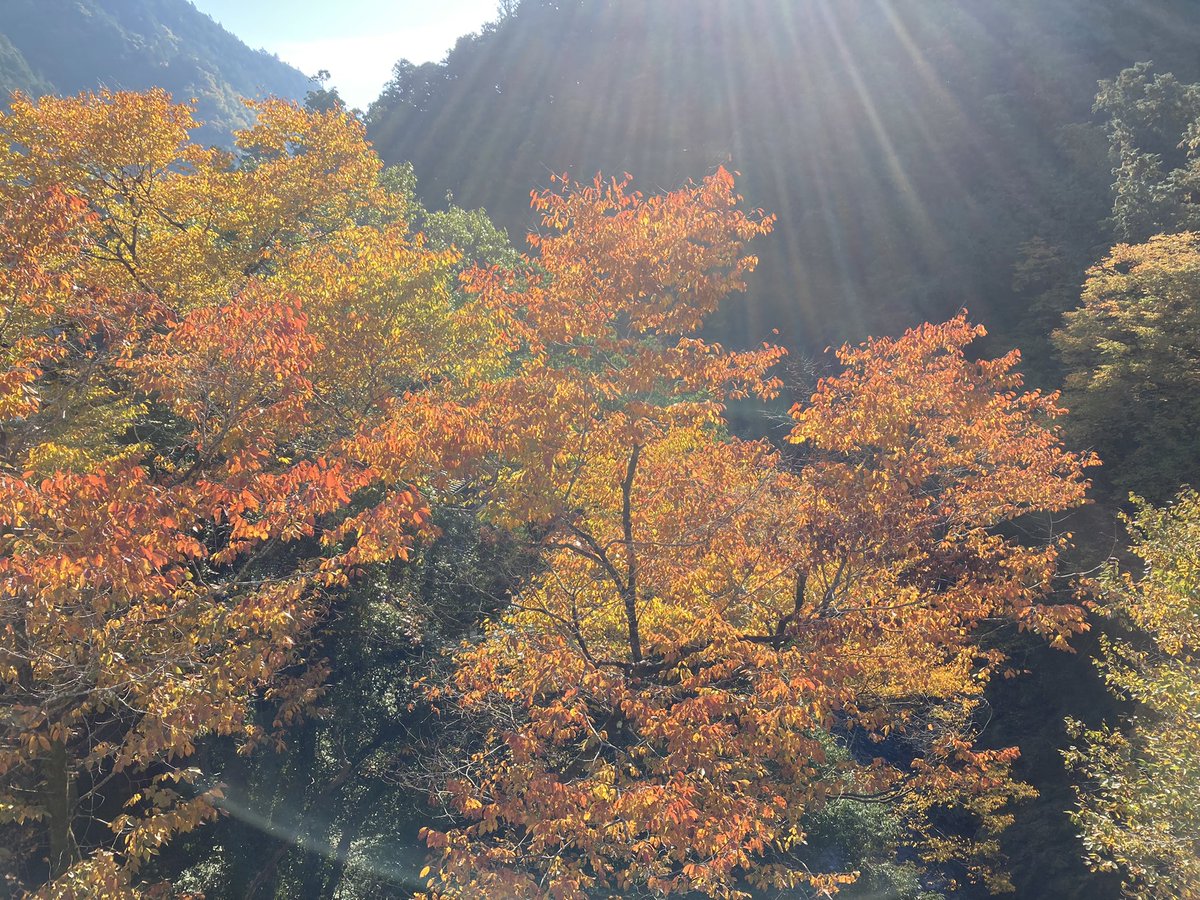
190 0 499 108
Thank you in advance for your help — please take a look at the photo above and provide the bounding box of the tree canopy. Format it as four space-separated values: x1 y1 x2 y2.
0 88 498 894
1054 233 1200 499
0 87 1105 899
414 173 1094 897
1066 491 1200 899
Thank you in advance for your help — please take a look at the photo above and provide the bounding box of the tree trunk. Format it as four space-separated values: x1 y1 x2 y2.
620 444 642 665
42 737 77 880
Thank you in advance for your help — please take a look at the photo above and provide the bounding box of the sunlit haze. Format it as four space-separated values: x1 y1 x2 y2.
188 0 499 108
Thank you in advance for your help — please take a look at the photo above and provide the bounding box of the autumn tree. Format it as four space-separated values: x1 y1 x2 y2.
153 166 529 900
1053 232 1200 500
1069 65 1200 500
1065 490 1200 899
417 169 1096 898
0 90 498 896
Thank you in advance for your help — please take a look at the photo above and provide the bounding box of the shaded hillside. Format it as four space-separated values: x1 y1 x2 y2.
0 0 310 141
0 32 52 97
368 0 1200 363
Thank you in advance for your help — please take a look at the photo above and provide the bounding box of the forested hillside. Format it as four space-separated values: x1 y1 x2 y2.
368 0 1200 366
0 0 310 139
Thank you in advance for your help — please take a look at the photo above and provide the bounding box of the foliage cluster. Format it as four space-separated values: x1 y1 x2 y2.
1054 59 1200 899
0 89 1103 899
0 88 499 895
1065 492 1200 899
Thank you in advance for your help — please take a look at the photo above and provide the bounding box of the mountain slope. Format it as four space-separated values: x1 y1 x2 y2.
0 0 311 141
367 0 1200 362
0 32 52 97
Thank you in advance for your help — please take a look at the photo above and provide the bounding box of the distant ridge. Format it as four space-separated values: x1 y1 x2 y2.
0 0 312 142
